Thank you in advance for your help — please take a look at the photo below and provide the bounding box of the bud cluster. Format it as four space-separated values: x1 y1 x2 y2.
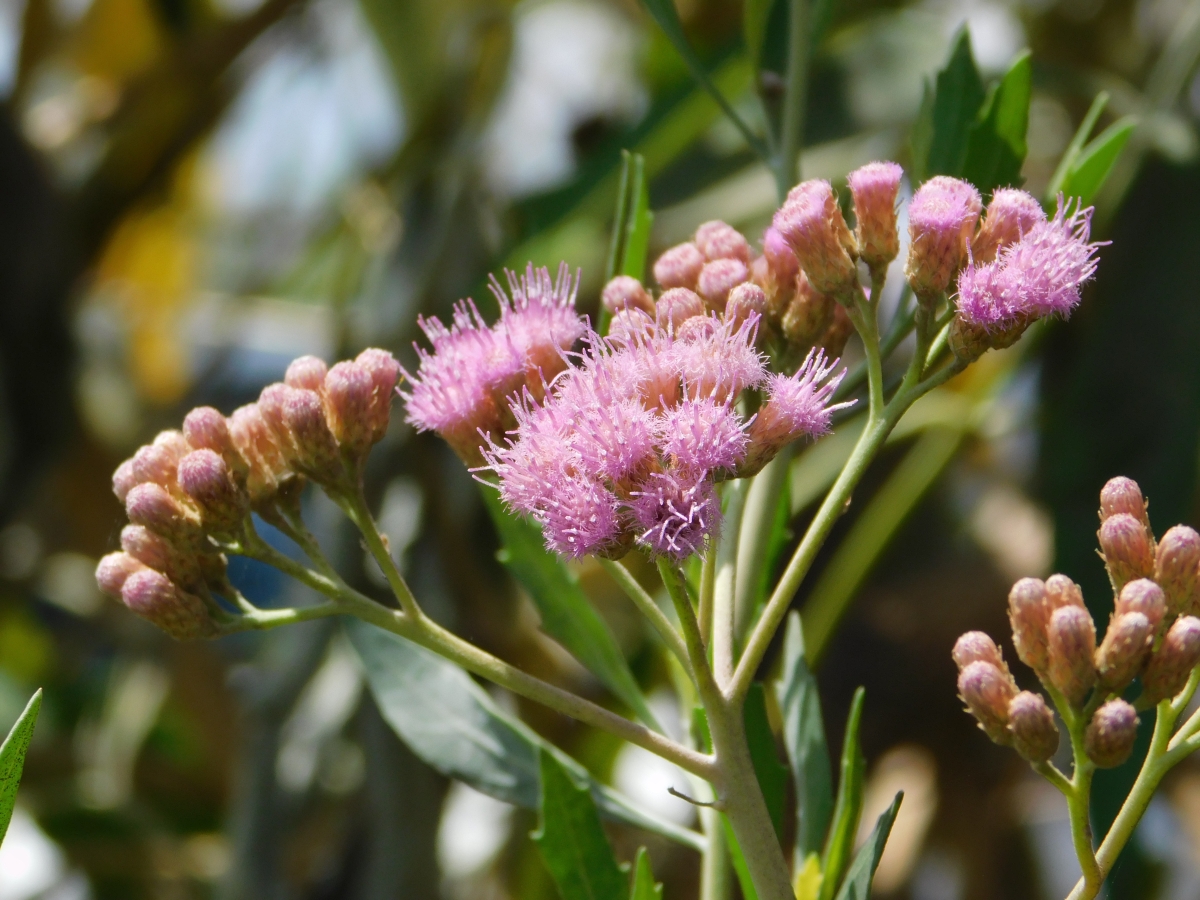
97 348 400 638
953 476 1200 770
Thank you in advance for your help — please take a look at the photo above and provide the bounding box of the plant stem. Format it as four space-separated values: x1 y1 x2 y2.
1061 703 1101 894
700 806 733 900
777 0 810 195
336 486 421 617
600 558 695 682
734 446 794 647
714 479 750 688
700 543 717 645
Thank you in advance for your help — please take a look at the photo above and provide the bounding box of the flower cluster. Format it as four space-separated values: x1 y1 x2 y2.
95 349 400 637
954 477 1200 768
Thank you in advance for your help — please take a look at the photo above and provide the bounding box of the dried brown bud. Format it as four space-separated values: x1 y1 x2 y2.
285 355 329 392
1047 605 1097 707
695 220 751 263
1142 616 1200 705
653 242 705 290
1115 579 1166 635
95 552 145 599
1095 612 1152 692
601 276 655 318
120 569 214 640
1008 691 1060 763
1099 476 1149 528
1099 514 1156 590
1045 574 1086 611
655 288 705 331
957 660 1018 744
1084 699 1138 768
1008 577 1051 672
178 450 248 534
952 631 1007 671
1156 525 1200 616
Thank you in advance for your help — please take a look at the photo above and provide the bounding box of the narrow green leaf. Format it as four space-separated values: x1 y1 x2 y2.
923 28 986 179
534 749 628 900
621 153 654 283
1045 91 1110 201
744 682 788 840
346 619 705 851
743 0 774 71
818 688 866 900
832 792 904 900
961 51 1032 194
1058 116 1137 207
909 79 935 183
482 490 661 731
0 689 41 845
775 613 833 866
722 816 761 900
604 152 633 284
630 847 664 899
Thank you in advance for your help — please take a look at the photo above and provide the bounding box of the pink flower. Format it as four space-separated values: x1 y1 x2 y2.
671 313 767 403
630 470 719 560
847 161 903 271
906 176 982 295
535 474 623 559
659 398 749 476
972 188 1045 263
773 179 858 296
493 263 586 389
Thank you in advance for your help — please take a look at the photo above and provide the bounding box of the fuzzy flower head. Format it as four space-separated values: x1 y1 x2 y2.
906 176 982 296
672 313 768 403
972 188 1045 264
773 180 859 297
493 262 586 391
630 471 719 561
848 161 903 272
536 473 625 559
659 398 749 476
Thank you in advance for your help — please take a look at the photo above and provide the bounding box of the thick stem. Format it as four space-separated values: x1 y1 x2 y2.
600 558 695 682
714 479 750 688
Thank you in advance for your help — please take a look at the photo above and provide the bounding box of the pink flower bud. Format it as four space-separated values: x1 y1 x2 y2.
754 228 800 320
1156 525 1200 616
772 180 858 298
653 242 705 290
258 384 298 454
656 288 705 331
131 442 180 490
1008 691 1059 762
608 308 655 343
1047 604 1097 707
676 315 717 344
113 459 137 503
125 483 200 543
120 524 199 589
817 304 855 358
1142 615 1200 704
601 276 655 317
1085 699 1138 768
282 388 342 480
952 631 1006 671
1100 476 1149 527
847 161 903 272
355 348 401 443
285 355 329 392
780 272 834 348
1100 515 1157 591
228 404 291 503
1008 577 1051 673
324 360 376 457
957 660 1018 744
971 188 1045 264
905 176 981 298
725 283 766 329
1095 612 1152 692
1045 573 1086 611
1114 579 1166 635
695 220 751 263
120 568 213 640
178 449 247 534
96 552 145 598
182 407 249 482
697 259 749 312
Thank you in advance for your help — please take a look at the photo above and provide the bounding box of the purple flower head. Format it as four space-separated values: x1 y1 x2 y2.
630 470 719 561
972 188 1045 263
672 313 768 403
772 180 858 296
660 398 749 476
483 393 579 516
535 474 623 559
847 161 903 271
492 262 586 389
906 176 982 295
956 197 1103 330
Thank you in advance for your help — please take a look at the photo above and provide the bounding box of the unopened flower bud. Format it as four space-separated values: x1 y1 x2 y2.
952 631 1007 671
113 459 137 503
847 161 902 273
1100 476 1149 528
324 361 376 457
121 524 199 589
258 384 298 454
1095 612 1152 692
183 407 249 482
653 242 705 290
285 355 329 392
1047 605 1097 706
120 568 213 640
695 220 751 263
957 660 1018 744
131 441 181 490
725 283 766 329
177 450 247 534
228 404 291 503
1142 616 1200 704
781 272 834 348
971 188 1045 264
125 483 200 544
1099 514 1156 590
282 388 342 480
601 276 655 317
354 348 401 444
905 176 981 299
1045 574 1086 611
656 287 705 330
95 552 145 598
608 307 655 342
1085 699 1138 768
676 315 717 344
756 227 800 319
1115 579 1166 635
773 180 858 298
817 304 855 358
1156 525 1200 616
1008 577 1051 672
697 259 748 312
1008 691 1060 762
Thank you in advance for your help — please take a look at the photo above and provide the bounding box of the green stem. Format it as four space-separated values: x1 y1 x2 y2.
1061 703 1101 894
700 543 717 645
776 0 810 195
600 558 695 683
714 479 750 688
734 446 794 648
699 806 733 900
336 486 421 617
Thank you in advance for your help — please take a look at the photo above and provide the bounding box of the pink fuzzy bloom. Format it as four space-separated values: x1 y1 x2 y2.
972 188 1045 263
956 197 1103 330
906 176 982 295
630 470 719 560
672 313 767 403
492 263 586 388
535 474 623 559
659 398 749 476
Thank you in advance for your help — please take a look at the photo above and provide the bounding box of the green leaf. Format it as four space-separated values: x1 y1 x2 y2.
909 79 935 183
922 28 986 179
818 688 866 900
604 153 633 285
832 792 903 900
744 682 788 840
0 689 41 845
534 749 628 900
775 613 833 866
961 51 1032 194
482 491 660 731
621 153 654 283
723 816 761 900
743 0 774 73
630 847 664 900
346 619 705 851
1045 91 1109 200
1058 116 1137 207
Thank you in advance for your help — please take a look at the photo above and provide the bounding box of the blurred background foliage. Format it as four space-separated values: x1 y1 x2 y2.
0 0 1197 895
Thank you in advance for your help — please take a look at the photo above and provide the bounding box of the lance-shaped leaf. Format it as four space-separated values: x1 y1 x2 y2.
346 619 704 851
483 491 660 731
630 847 664 899
1045 91 1109 200
602 152 654 335
1058 117 1136 207
0 689 41 844
776 612 833 866
818 688 866 900
832 792 903 900
723 816 760 900
534 749 628 900
918 28 986 180
962 51 1032 194
745 682 788 841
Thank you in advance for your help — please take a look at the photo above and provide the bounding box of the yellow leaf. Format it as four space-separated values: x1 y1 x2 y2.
793 852 823 900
